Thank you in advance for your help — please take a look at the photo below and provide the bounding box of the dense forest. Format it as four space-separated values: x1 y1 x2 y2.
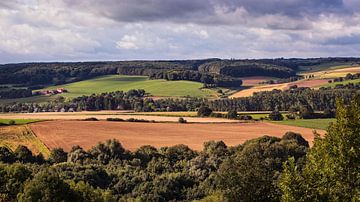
149 70 243 87
1 57 359 87
1 85 359 113
0 95 359 201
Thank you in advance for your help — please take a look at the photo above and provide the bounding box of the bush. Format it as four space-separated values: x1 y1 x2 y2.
286 114 296 120
227 110 238 119
210 112 225 118
197 106 213 117
106 118 125 122
8 120 16 125
239 115 252 120
178 117 187 123
83 117 98 121
126 118 153 123
268 110 284 121
49 148 68 164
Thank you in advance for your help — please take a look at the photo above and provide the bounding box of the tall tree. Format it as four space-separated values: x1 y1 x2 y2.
280 95 360 201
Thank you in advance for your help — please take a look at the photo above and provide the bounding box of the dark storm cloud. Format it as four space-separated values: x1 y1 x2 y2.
63 0 215 23
219 0 345 17
63 0 351 24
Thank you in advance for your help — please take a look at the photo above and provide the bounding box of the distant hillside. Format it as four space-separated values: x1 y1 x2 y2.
198 60 295 78
1 57 360 88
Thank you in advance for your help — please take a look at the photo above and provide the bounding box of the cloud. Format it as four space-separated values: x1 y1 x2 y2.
116 35 139 49
0 0 360 63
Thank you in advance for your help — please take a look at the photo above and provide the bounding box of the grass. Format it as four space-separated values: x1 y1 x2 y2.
0 119 42 125
0 75 221 104
272 118 335 130
0 125 50 157
321 78 360 88
43 75 219 98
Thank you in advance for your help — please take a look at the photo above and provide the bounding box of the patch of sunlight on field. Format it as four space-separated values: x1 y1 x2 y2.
0 119 43 125
273 118 335 130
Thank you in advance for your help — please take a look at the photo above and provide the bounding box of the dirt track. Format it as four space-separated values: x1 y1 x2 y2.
30 120 325 151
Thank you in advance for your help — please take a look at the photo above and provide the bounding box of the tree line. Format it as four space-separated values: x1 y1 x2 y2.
0 95 359 201
149 70 243 87
0 85 359 113
2 58 358 87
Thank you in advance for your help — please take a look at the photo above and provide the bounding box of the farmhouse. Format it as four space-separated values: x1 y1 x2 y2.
34 88 68 96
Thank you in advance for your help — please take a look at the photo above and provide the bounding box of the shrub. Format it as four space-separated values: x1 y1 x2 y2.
106 118 125 122
197 106 213 117
83 117 98 121
178 117 187 123
227 110 238 119
239 115 252 120
8 120 16 125
268 110 284 121
210 112 225 118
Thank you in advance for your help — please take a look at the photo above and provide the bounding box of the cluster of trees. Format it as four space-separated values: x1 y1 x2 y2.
330 73 360 83
1 95 359 201
209 86 359 112
260 76 303 85
1 85 359 113
198 60 296 78
0 88 32 99
149 70 243 87
0 133 309 201
3 58 357 87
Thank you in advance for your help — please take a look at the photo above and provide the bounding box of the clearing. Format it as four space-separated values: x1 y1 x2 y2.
30 120 325 151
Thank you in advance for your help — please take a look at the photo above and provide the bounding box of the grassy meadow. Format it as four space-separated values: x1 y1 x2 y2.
0 119 42 125
42 75 219 99
272 118 335 130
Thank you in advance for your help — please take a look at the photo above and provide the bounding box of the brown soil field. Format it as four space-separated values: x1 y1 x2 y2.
30 120 325 151
292 79 330 88
231 66 360 98
0 112 238 123
230 79 329 98
239 76 273 86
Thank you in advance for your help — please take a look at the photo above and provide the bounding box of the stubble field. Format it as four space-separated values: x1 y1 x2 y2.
30 120 325 151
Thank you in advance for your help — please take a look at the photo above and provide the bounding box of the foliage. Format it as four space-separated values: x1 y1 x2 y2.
279 95 360 201
197 106 213 117
49 148 68 164
269 110 284 121
226 110 238 119
17 171 78 202
178 117 187 123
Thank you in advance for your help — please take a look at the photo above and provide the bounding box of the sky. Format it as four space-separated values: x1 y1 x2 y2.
1 0 360 63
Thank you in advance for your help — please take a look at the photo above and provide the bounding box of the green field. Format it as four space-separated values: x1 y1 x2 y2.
322 78 360 88
0 75 221 104
272 118 335 130
0 119 42 125
42 75 219 99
